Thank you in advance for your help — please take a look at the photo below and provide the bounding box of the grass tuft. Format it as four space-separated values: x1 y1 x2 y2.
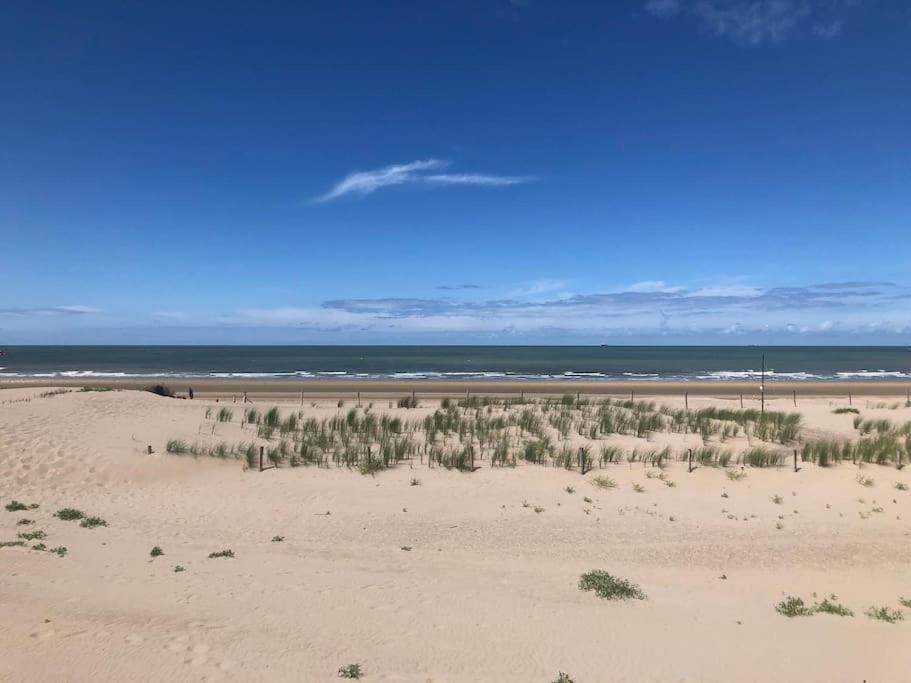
578 570 646 601
775 596 814 617
865 606 904 623
150 546 164 557
208 549 235 559
338 663 363 679
80 516 107 528
5 500 38 512
590 475 617 490
55 508 85 521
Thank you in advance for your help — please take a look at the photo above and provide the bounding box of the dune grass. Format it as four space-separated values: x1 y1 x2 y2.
578 570 646 601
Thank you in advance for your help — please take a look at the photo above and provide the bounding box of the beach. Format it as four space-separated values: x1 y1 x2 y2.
2 383 911 682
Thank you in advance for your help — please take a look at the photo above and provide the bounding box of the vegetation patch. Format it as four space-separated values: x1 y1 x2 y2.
865 606 904 623
150 546 164 557
5 500 38 512
208 549 235 559
338 663 363 679
80 516 107 528
55 508 85 521
578 570 646 601
775 596 814 618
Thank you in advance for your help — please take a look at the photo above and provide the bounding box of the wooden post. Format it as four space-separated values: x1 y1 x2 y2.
300 390 304 407
576 391 580 403
793 390 797 407
243 391 248 404
631 391 634 403
685 392 688 410
793 449 798 473
848 392 852 406
688 448 693 473
232 394 236 403
898 451 904 470
357 391 361 407
259 446 264 472
740 392 743 409
147 445 152 455
412 390 416 405
471 445 475 471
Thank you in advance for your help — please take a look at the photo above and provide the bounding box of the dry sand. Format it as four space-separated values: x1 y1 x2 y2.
2 386 911 682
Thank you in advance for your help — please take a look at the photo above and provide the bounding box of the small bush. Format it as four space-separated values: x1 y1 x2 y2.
271 535 285 542
553 674 575 683
726 469 746 481
55 508 85 521
16 518 34 526
865 606 903 623
898 597 911 609
409 477 421 486
17 530 46 541
856 473 874 488
0 540 26 548
174 565 186 573
49 546 67 557
5 500 37 512
208 549 234 559
632 483 645 493
815 595 853 617
775 596 814 617
80 516 107 528
833 407 859 414
771 495 784 504
338 663 363 679
895 482 908 491
578 570 646 601
590 475 617 490
150 546 164 557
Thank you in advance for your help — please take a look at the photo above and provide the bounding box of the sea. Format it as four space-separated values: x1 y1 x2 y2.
0 346 909 382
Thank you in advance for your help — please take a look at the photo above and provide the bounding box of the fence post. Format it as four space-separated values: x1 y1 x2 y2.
259 446 264 472
848 392 852 406
740 393 743 409
685 391 688 410
357 391 361 407
688 448 693 473
793 449 798 472
793 390 797 407
147 445 152 455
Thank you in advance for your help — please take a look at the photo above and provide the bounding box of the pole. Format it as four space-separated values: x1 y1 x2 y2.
760 354 765 415
793 390 797 407
793 449 798 473
740 392 743 409
688 448 693 473
685 391 688 410
259 446 264 472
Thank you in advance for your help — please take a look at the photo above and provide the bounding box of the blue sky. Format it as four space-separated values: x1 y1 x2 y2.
1 0 909 344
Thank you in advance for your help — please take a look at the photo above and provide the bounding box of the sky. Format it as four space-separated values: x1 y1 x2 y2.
1 0 909 345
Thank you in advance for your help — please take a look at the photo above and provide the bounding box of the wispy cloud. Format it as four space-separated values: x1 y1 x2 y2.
645 0 862 45
316 159 531 202
307 280 909 337
436 284 482 291
0 305 100 316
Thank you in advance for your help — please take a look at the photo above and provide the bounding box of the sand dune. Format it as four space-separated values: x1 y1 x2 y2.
2 387 910 682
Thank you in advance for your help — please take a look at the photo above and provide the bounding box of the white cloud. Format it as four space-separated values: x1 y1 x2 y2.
645 0 861 45
317 160 531 202
625 280 684 293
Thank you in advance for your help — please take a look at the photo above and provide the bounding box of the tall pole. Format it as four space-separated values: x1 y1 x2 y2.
760 353 765 415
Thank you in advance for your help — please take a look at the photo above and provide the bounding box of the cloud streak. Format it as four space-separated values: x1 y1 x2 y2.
645 0 862 45
221 280 911 339
316 159 530 202
0 305 100 316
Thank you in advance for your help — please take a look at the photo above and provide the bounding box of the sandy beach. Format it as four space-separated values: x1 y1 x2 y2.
2 384 911 682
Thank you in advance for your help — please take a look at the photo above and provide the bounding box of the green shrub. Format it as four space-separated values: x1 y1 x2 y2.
55 508 85 521
578 570 645 601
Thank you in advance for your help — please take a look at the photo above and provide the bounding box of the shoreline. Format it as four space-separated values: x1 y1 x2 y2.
2 376 911 398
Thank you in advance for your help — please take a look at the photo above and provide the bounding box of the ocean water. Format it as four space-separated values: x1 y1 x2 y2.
0 346 909 381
